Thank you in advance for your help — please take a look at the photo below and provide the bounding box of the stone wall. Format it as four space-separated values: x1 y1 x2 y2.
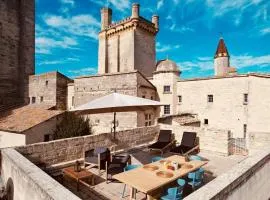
73 71 158 133
0 0 34 105
248 131 270 155
16 125 159 166
134 29 156 77
177 76 249 138
185 148 270 200
0 131 25 148
24 116 60 144
160 121 230 155
1 148 80 200
29 72 72 109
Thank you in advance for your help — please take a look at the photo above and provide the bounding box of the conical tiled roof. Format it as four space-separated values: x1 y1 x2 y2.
214 38 229 58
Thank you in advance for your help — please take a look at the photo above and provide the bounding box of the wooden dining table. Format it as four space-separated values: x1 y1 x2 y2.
113 155 208 200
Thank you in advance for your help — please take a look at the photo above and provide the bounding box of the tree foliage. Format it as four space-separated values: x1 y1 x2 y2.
54 112 93 140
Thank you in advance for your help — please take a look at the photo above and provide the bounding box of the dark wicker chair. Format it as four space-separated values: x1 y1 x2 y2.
148 130 174 155
170 132 199 156
84 147 110 174
105 154 131 183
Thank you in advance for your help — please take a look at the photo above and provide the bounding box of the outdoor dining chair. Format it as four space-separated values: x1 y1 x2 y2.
151 156 163 163
84 147 110 174
122 164 141 199
105 154 131 183
188 167 204 190
160 178 186 200
148 130 174 155
189 155 202 161
170 132 199 156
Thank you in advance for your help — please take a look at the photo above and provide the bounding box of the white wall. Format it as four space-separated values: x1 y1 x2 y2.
1 148 80 200
152 72 179 116
177 76 249 138
185 148 270 200
0 131 25 148
24 117 59 144
67 84 74 111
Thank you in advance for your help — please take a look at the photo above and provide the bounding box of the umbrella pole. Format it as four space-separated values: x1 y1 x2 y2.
113 112 116 139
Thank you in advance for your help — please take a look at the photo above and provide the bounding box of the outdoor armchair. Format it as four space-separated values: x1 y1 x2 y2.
170 132 199 156
148 130 174 155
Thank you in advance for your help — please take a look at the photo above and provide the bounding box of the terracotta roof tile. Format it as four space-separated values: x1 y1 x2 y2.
0 105 64 133
214 38 229 58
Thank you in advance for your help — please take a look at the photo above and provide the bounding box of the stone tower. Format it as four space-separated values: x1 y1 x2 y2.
214 38 230 76
0 0 35 106
98 3 159 77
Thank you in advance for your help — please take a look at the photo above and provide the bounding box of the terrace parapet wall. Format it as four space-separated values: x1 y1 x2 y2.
1 148 80 200
16 125 159 166
185 147 270 200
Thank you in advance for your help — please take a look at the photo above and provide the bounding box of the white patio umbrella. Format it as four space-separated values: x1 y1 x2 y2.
71 92 165 138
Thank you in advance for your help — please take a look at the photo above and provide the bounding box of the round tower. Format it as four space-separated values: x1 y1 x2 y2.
214 37 230 76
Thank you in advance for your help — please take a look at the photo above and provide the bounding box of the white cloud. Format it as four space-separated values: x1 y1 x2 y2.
68 67 97 77
35 36 78 54
157 0 164 10
109 0 131 11
44 14 100 39
60 0 75 6
260 27 270 35
169 24 194 33
37 57 80 66
178 54 270 73
231 54 270 68
156 42 181 53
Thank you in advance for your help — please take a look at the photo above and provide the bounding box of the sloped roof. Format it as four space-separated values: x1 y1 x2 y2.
214 38 229 58
0 105 64 133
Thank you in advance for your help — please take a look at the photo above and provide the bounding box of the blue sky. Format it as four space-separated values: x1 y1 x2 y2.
36 0 270 79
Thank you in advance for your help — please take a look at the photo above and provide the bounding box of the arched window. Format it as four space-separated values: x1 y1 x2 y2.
6 178 14 200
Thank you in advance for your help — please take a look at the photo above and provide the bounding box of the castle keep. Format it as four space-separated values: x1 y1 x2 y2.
98 3 159 77
0 0 35 106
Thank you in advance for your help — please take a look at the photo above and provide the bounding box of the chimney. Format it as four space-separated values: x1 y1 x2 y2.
101 7 112 30
131 3 140 18
152 15 159 30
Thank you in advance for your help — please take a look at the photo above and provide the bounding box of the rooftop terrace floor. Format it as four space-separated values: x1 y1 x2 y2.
58 148 246 200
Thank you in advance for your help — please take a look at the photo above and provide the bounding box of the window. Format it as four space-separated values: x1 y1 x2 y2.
72 96 74 106
204 119 208 125
164 105 170 115
207 95 213 103
145 114 152 126
244 94 248 104
243 124 247 138
178 95 182 103
44 134 50 142
40 96 43 102
163 85 171 93
142 95 145 98
151 96 154 100
45 80 48 86
31 97 36 104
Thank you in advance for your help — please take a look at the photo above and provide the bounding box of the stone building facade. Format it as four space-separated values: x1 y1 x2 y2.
0 0 35 106
69 71 158 133
29 72 72 110
98 3 158 77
